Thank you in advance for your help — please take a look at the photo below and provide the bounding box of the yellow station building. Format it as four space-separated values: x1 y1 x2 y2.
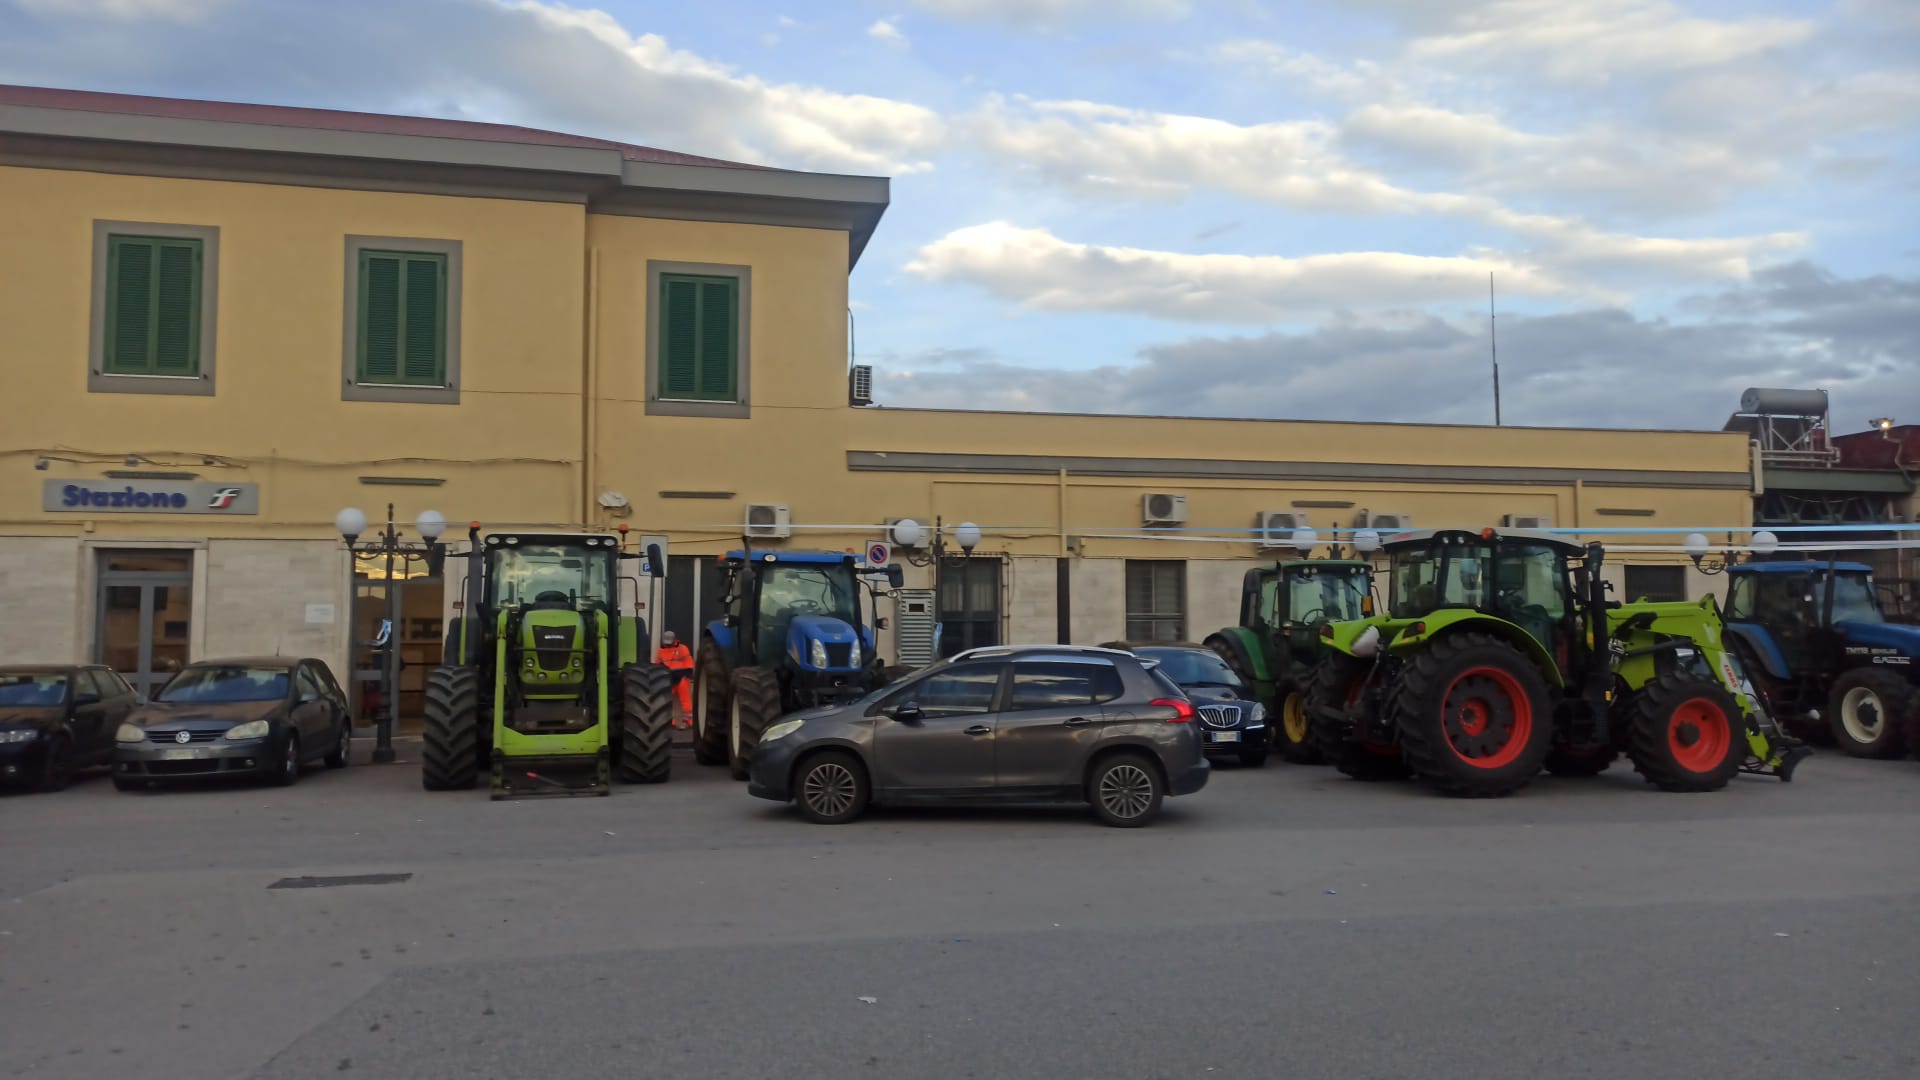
0 86 1759 710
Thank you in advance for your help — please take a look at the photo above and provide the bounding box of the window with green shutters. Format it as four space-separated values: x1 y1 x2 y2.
658 273 739 401
103 235 203 376
356 250 448 386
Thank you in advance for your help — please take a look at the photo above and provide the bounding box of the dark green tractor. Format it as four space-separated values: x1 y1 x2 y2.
423 527 671 799
1205 559 1373 763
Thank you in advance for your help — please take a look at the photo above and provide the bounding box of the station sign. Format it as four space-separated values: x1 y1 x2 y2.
44 479 260 515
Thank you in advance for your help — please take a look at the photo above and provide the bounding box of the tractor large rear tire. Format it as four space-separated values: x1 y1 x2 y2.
728 667 783 782
1390 632 1553 798
690 638 730 767
1626 671 1745 792
1307 656 1405 781
1825 668 1913 759
421 666 480 791
618 664 674 784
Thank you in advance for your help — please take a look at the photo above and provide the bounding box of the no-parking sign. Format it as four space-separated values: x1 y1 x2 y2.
866 541 891 567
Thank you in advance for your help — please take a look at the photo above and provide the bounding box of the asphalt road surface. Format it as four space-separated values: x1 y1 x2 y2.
3 741 1918 1080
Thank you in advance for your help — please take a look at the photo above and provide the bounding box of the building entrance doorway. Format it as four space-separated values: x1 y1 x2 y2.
95 551 194 700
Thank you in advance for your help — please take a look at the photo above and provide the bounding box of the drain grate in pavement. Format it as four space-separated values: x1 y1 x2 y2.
268 873 413 890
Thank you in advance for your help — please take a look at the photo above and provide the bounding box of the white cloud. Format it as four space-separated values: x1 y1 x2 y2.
905 222 1583 323
1395 0 1814 83
966 97 1804 280
867 18 907 46
912 0 1188 28
17 0 228 20
877 263 1920 431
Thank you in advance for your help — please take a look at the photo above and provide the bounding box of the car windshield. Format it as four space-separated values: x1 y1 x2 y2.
1139 649 1246 692
1286 566 1370 623
0 673 67 707
1827 572 1884 623
489 543 614 608
157 666 291 704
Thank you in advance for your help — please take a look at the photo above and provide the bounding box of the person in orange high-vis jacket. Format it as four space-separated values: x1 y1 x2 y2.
658 630 696 726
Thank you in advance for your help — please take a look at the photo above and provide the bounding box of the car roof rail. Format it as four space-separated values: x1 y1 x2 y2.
949 643 1139 662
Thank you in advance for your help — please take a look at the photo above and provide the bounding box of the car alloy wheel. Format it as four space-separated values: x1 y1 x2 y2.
802 761 858 819
1097 763 1154 821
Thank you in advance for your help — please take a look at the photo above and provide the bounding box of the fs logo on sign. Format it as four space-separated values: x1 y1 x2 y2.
208 487 244 511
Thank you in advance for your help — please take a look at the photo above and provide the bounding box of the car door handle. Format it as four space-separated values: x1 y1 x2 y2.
963 725 992 736
1063 717 1092 728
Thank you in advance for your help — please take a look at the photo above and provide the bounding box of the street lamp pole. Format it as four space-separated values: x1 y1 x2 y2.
335 503 446 765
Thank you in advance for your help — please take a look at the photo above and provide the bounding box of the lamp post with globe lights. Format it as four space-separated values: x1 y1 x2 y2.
886 517 984 654
1683 529 1780 575
335 504 447 764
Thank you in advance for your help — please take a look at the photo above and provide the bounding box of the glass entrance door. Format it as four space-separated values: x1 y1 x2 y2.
95 552 195 701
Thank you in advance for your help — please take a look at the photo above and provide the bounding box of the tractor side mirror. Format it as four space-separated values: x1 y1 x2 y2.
887 565 904 589
875 617 889 632
645 544 666 579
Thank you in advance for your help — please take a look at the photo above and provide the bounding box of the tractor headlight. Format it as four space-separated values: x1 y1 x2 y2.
224 720 270 741
847 640 862 669
809 639 828 669
116 723 147 743
761 719 805 744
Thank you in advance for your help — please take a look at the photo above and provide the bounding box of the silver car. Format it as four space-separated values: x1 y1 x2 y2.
746 645 1209 827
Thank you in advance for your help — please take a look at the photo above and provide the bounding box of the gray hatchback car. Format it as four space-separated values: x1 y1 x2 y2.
747 645 1209 827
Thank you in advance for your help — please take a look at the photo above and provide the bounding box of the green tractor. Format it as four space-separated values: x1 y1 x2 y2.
689 549 906 780
423 527 672 799
1309 528 1808 797
1205 558 1373 763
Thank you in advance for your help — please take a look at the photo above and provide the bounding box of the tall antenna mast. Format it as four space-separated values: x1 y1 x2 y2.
1489 272 1502 426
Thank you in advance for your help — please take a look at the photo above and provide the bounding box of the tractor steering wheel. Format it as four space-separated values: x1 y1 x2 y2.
534 590 569 604
788 598 824 615
1295 608 1326 627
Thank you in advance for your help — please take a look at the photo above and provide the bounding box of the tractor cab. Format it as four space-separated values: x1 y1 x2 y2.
1239 560 1373 637
1383 529 1579 664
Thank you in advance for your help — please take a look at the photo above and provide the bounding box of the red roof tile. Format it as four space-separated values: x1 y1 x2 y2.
0 83 765 170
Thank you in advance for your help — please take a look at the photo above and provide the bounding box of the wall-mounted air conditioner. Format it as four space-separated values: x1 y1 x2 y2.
1256 511 1308 548
745 503 792 539
1357 510 1414 531
849 365 874 407
1502 514 1553 530
1143 493 1188 526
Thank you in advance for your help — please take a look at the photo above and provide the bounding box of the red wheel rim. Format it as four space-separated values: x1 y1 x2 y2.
1441 666 1532 769
1667 698 1731 774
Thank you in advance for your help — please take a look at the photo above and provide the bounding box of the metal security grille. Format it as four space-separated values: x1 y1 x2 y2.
1125 560 1186 642
893 589 937 668
1197 704 1241 729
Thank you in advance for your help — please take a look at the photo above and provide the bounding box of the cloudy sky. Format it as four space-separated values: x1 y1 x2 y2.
6 0 1917 432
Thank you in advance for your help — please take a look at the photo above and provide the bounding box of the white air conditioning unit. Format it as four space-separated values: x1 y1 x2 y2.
744 503 792 539
849 364 874 407
1256 511 1308 548
1357 510 1414 531
1502 514 1553 530
1143 492 1188 526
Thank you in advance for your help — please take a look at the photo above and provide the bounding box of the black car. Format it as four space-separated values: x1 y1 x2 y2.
747 644 1209 827
114 657 352 790
1108 643 1269 767
0 665 140 791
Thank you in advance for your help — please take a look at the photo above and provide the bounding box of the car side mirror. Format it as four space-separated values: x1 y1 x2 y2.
891 702 924 723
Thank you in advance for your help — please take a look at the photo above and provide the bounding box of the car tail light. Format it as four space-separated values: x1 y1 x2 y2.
1152 697 1196 723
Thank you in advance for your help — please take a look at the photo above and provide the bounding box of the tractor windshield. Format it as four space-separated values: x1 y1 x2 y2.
1286 566 1370 624
1826 572 1884 623
1390 542 1492 618
755 564 860 663
489 544 615 609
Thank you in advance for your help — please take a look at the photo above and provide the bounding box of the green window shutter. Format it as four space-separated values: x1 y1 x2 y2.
661 277 699 398
357 250 446 386
104 235 201 376
658 273 739 402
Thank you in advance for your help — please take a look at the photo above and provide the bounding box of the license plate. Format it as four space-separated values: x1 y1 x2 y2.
157 748 202 760
1208 730 1241 744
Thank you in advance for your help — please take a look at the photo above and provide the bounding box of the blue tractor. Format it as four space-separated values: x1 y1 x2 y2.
1721 561 1919 759
689 550 906 779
